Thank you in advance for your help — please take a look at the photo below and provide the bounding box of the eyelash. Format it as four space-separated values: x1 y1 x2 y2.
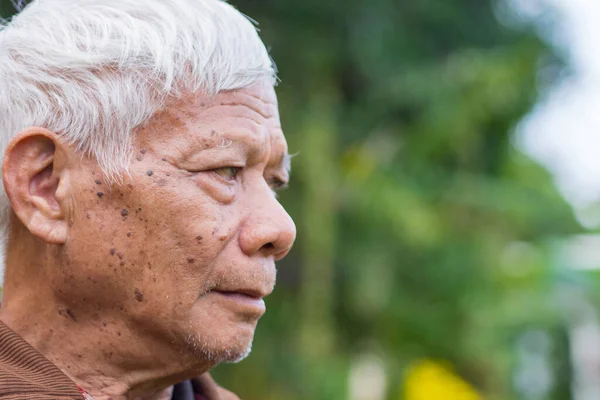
268 177 288 191
212 166 240 181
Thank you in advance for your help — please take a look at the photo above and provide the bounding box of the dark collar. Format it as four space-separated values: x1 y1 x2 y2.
173 380 200 400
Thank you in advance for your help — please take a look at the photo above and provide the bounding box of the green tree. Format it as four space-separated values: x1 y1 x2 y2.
0 1 579 399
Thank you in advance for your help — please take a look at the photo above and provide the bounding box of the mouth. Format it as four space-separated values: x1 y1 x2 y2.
210 289 267 313
214 288 264 299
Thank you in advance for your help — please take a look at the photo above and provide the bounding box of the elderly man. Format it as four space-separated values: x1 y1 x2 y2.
0 0 296 399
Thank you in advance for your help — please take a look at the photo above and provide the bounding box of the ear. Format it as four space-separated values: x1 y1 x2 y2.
2 127 71 244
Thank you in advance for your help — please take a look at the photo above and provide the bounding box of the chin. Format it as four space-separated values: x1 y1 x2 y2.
184 325 256 364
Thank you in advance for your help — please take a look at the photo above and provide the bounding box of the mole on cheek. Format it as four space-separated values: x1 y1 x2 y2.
134 288 144 302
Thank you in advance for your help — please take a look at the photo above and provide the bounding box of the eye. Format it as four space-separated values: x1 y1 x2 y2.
267 177 288 191
213 167 240 181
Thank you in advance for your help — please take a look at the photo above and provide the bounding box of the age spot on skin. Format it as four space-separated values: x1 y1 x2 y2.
147 170 154 176
121 209 129 217
134 288 144 302
65 307 77 322
95 179 102 185
97 192 104 198
187 257 195 264
110 248 116 256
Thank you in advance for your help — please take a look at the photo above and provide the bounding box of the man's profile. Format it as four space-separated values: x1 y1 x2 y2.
0 0 296 399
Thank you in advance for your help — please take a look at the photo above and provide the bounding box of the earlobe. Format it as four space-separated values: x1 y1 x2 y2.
2 127 71 244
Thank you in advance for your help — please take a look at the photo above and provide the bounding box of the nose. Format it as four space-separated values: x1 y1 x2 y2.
239 191 296 261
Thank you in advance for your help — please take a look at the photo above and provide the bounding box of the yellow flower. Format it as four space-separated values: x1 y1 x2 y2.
403 360 481 400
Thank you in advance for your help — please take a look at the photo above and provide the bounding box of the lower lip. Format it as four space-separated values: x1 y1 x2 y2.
212 291 265 312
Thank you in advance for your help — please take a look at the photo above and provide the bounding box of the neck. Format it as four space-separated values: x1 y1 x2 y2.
0 218 211 399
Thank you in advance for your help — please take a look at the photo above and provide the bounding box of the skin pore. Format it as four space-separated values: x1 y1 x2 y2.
0 79 296 399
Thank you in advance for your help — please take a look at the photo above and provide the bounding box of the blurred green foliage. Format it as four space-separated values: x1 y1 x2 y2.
0 0 581 399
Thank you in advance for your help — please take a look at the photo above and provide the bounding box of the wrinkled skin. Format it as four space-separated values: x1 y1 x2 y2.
0 79 296 399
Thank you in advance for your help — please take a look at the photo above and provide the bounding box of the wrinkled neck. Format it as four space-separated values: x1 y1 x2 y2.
0 215 208 399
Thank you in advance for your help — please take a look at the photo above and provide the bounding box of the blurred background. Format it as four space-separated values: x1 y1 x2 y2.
2 0 600 399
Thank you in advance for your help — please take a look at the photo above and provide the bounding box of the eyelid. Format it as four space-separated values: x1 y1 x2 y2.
184 162 243 173
212 166 241 181
267 177 289 191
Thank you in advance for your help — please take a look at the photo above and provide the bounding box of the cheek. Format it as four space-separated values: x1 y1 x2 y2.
58 167 242 314
120 178 238 300
55 183 148 308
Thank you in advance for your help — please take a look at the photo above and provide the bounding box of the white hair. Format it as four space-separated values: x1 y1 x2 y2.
0 0 276 215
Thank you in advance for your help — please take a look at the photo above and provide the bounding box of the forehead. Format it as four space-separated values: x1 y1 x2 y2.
138 79 287 161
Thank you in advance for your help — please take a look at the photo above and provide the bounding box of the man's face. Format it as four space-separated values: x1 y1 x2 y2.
54 79 296 367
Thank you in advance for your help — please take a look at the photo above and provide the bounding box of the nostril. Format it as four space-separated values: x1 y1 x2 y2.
261 242 275 251
260 242 277 256
259 242 277 256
